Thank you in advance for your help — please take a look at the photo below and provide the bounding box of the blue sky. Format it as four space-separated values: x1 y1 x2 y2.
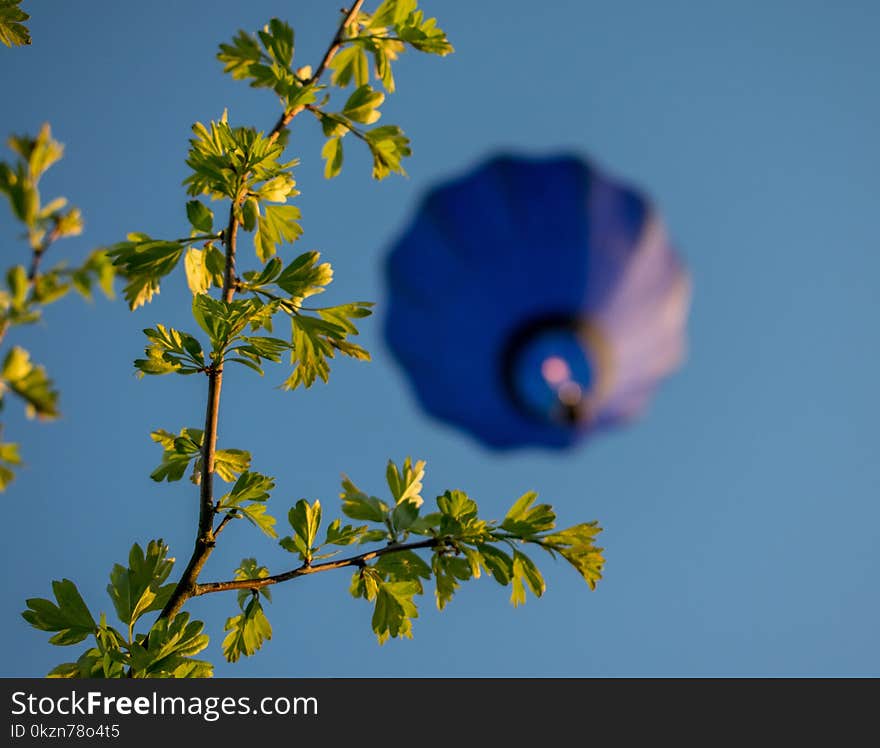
1 0 878 676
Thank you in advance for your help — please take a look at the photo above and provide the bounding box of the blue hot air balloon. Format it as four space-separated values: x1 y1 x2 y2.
383 153 690 449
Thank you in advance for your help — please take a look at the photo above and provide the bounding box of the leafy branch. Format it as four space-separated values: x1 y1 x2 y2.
22 2 605 677
0 124 116 490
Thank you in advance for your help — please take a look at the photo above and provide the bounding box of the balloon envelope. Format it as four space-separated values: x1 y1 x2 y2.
383 153 690 449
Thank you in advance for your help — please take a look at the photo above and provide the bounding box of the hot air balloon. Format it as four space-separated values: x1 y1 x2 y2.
383 153 690 450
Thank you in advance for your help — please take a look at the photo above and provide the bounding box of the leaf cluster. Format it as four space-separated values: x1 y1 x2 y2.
23 541 213 678
0 125 116 489
0 0 30 48
232 458 605 651
133 253 372 389
222 559 273 663
217 3 451 181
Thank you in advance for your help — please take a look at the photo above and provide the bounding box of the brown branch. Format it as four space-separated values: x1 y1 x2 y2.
213 510 236 537
0 225 63 345
28 225 61 281
195 537 445 595
158 367 226 619
221 206 239 303
158 4 365 621
268 0 365 141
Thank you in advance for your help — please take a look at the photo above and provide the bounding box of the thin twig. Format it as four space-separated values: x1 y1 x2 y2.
268 1 365 141
213 510 236 537
176 233 223 245
28 225 61 281
195 537 445 595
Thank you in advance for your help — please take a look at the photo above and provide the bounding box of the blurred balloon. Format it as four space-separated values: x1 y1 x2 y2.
383 153 690 449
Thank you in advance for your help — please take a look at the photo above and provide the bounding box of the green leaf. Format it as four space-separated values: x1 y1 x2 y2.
1 346 58 419
217 29 264 80
8 123 62 181
276 251 333 302
151 428 248 485
256 173 297 203
541 522 605 590
278 532 309 559
321 137 344 179
223 597 272 663
395 9 454 56
240 196 259 231
329 44 369 88
107 236 185 310
392 499 419 534
22 579 96 646
342 84 385 124
204 242 226 281
315 300 373 331
239 256 282 291
323 518 368 547
283 315 337 389
437 489 488 541
70 249 116 301
340 474 389 522
374 550 431 586
350 566 382 601
53 207 84 239
149 427 203 482
319 112 351 138
184 248 212 295
0 440 22 492
283 304 370 390
46 662 81 679
185 200 214 233
170 659 214 678
432 552 472 611
232 558 272 608
129 613 210 678
191 295 270 353
212 448 252 482
288 499 322 557
237 502 277 538
106 540 176 632
286 79 317 109
386 456 425 507
369 0 418 27
501 492 556 537
510 550 545 607
0 0 30 47
6 264 27 309
217 472 277 536
219 471 275 506
31 270 71 305
258 18 294 68
364 125 411 180
371 579 419 644
254 204 302 261
135 325 204 377
54 618 128 678
476 544 514 586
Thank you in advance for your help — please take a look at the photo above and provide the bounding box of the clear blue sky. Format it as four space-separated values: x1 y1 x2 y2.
2 0 878 676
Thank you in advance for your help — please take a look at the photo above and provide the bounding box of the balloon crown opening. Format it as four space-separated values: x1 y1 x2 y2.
500 313 613 428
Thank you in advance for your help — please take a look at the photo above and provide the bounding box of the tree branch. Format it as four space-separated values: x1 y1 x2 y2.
28 224 61 281
268 1 365 141
158 4 366 621
0 225 63 345
195 537 446 595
